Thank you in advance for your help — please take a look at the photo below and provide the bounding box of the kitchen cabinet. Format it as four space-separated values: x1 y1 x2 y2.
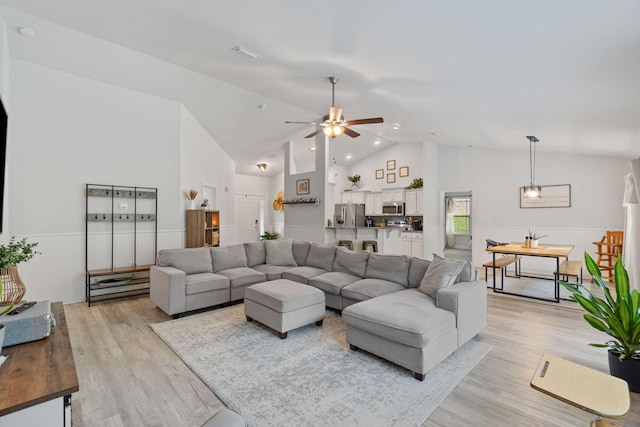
401 232 423 258
341 191 365 204
365 191 383 215
382 188 404 203
405 189 423 215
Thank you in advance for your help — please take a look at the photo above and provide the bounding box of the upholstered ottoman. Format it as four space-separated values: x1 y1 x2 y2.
244 279 325 339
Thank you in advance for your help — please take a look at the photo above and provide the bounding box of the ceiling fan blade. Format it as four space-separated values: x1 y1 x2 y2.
285 121 318 125
344 117 384 126
329 107 342 123
304 129 324 139
343 127 360 138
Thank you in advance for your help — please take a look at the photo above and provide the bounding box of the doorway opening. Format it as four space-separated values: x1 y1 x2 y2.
444 192 472 262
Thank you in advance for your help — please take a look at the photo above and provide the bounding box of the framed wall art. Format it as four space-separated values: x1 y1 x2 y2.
386 160 396 170
375 169 384 179
387 173 396 184
519 184 571 208
296 179 310 195
399 166 409 177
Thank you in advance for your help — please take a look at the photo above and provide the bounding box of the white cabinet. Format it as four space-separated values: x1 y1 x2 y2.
405 189 423 215
401 232 423 258
341 191 365 204
382 188 404 202
365 192 383 215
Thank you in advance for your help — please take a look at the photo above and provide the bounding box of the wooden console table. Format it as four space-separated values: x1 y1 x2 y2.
0 302 79 425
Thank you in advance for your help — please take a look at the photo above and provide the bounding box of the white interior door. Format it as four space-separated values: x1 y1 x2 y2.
234 194 260 243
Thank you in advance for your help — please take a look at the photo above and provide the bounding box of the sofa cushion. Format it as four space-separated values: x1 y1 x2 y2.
364 253 410 287
342 289 454 348
292 240 311 266
211 245 248 272
342 278 406 303
265 239 297 266
418 255 465 299
244 242 266 267
184 273 230 295
308 271 362 295
333 247 369 278
252 264 292 281
408 257 431 289
305 243 336 271
157 247 213 274
432 254 474 283
282 266 327 284
218 267 266 288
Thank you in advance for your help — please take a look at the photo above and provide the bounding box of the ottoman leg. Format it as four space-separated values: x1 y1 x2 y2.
246 315 253 322
414 372 426 381
279 331 288 339
315 319 323 326
349 344 359 351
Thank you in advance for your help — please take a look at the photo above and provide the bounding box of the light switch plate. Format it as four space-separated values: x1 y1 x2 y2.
120 203 128 209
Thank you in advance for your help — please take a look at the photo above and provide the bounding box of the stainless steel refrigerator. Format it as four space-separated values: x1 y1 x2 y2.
334 204 366 228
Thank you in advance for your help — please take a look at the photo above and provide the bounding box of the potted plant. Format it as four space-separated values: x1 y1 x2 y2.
560 252 640 392
0 237 40 305
528 229 548 248
260 231 278 241
406 178 423 189
347 175 361 190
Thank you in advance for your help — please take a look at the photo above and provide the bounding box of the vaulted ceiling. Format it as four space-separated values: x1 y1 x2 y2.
1 0 639 176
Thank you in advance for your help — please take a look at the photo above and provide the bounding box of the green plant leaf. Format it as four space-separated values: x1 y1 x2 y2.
583 314 609 333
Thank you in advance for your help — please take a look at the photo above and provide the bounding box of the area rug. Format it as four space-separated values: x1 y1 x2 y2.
151 304 491 427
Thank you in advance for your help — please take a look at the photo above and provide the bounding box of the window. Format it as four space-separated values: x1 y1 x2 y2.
452 197 471 234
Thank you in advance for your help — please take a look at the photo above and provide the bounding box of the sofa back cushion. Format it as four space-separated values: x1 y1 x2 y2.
432 254 474 283
305 243 336 271
265 240 298 266
210 245 248 272
364 253 410 287
408 257 431 288
158 247 213 274
333 247 370 278
244 242 266 267
418 254 465 299
292 240 311 266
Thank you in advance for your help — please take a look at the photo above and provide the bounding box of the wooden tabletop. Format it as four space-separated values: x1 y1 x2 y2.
0 302 79 416
530 353 630 418
486 242 574 258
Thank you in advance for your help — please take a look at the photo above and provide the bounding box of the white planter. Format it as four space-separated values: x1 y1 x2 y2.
531 239 539 248
187 200 197 210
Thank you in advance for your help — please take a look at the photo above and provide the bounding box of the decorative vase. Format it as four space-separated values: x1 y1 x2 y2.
0 266 26 307
187 200 197 210
608 350 640 393
351 183 360 191
530 239 539 248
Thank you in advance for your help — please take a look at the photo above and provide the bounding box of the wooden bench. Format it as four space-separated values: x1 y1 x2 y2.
483 255 521 290
554 260 583 284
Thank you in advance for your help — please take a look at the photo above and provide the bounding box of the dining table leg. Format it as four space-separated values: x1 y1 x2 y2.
492 252 497 291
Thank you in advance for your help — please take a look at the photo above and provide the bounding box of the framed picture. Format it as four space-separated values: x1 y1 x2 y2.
520 184 571 208
387 173 396 184
375 169 384 179
399 166 409 177
386 160 396 170
296 179 310 195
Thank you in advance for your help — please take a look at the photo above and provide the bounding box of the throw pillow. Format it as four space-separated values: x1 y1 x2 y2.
210 244 248 272
265 240 298 266
418 254 465 299
432 253 474 283
333 246 370 278
305 243 336 271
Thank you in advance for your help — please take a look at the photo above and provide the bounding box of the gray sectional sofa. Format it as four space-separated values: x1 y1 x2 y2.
150 239 487 380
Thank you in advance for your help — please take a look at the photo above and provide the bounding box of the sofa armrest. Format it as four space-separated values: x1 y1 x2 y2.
436 280 487 346
150 266 187 316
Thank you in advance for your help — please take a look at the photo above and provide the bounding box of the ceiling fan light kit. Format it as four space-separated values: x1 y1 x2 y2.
523 136 542 199
285 77 383 139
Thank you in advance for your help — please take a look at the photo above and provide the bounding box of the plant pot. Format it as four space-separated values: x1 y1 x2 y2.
608 350 640 393
0 266 26 306
187 200 197 210
530 239 539 248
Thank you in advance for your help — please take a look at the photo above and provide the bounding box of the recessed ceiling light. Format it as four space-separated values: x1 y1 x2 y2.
430 132 440 137
346 153 352 160
18 26 35 37
257 163 267 172
231 45 260 60
374 140 381 145
258 104 268 110
392 125 400 131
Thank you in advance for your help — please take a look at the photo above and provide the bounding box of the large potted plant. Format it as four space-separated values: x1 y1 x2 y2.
560 252 640 392
0 237 40 306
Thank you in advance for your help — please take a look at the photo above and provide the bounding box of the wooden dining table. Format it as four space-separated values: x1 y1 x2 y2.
485 242 575 302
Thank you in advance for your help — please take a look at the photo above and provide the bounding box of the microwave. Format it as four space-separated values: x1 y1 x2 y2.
382 202 405 216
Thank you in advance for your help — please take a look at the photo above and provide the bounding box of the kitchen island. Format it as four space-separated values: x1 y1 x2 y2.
326 226 421 254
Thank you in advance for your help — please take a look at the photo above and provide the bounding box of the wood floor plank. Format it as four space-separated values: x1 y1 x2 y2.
64 294 639 426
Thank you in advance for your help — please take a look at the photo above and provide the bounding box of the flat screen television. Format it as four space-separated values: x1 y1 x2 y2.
0 96 6 232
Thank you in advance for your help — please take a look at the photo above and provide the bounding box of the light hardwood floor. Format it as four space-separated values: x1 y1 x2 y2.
64 295 639 427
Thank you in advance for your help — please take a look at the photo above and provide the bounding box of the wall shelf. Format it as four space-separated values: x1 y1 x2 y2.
282 198 321 205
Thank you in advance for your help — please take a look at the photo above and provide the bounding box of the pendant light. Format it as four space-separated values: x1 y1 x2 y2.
523 136 542 198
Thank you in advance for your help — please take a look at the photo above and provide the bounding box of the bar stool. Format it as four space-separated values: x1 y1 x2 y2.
338 240 354 250
362 240 378 252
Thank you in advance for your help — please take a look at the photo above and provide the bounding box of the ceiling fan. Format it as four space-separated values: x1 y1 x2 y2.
285 77 384 139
